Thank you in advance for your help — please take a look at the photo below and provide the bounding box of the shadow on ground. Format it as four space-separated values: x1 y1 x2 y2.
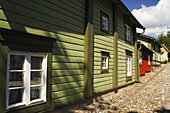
154 108 170 113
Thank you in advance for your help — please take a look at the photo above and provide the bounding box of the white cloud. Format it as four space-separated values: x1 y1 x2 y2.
132 0 170 37
145 26 169 36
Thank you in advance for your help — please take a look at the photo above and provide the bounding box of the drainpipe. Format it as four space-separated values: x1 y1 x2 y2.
138 43 142 51
137 43 142 82
152 39 156 70
136 27 145 81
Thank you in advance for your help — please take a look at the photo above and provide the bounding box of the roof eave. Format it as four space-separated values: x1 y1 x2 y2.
119 0 145 29
137 42 154 53
138 34 155 40
162 44 169 52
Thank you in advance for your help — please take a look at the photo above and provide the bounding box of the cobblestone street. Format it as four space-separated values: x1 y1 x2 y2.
70 64 170 113
50 64 170 113
161 64 170 110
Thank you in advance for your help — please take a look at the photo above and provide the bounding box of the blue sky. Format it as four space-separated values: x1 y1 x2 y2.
121 0 170 38
121 0 159 12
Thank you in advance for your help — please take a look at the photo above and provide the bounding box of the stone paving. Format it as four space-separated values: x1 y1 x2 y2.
49 64 170 113
70 64 170 113
161 64 170 110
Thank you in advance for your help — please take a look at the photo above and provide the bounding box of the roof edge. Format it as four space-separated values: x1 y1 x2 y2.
119 0 145 29
137 42 153 53
137 33 155 40
161 44 169 52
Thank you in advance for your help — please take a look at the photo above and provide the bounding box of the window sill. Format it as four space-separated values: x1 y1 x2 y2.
101 69 109 73
101 29 109 34
126 76 132 82
6 101 46 112
125 40 131 45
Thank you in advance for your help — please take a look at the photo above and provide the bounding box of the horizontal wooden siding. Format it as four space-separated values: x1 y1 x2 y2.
93 0 114 93
116 9 135 86
0 0 85 109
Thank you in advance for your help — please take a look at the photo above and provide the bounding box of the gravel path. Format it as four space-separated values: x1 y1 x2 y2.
71 64 169 113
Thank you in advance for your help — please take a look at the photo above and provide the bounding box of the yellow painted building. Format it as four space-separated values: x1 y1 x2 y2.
161 44 169 62
137 34 161 67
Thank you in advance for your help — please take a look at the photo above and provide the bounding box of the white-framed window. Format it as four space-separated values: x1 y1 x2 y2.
164 52 166 59
158 54 160 61
167 52 168 60
101 11 109 33
139 51 142 65
6 52 47 109
102 16 108 31
127 57 132 76
101 52 109 73
102 56 108 69
125 24 130 41
148 55 150 66
153 53 155 60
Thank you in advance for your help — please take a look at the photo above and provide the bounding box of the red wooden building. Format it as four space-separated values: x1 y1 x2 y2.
138 43 153 75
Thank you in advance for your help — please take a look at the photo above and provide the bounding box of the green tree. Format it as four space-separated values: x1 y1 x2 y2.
157 33 164 44
157 31 170 60
157 31 170 50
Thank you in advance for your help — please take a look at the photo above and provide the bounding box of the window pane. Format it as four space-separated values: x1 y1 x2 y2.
126 33 128 40
9 72 24 87
102 63 106 67
102 16 108 31
127 58 129 76
31 56 43 69
129 59 131 75
30 87 41 101
128 27 130 31
102 24 105 29
148 55 150 65
128 34 130 41
104 19 106 24
31 71 42 85
125 25 127 31
9 89 23 105
102 18 104 23
102 57 106 63
10 55 25 70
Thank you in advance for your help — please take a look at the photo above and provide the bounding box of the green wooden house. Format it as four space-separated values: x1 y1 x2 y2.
0 0 144 113
137 34 161 69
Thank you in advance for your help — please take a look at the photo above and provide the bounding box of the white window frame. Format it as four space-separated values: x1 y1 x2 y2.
164 52 166 59
158 54 160 61
125 24 130 41
139 51 142 65
127 57 132 77
148 55 150 66
6 52 47 109
102 16 108 31
167 52 168 61
102 55 108 69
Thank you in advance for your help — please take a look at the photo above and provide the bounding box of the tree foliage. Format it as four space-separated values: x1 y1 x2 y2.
157 31 170 58
157 31 170 50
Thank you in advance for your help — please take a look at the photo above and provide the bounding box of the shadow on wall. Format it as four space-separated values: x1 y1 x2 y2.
51 32 85 108
0 0 86 112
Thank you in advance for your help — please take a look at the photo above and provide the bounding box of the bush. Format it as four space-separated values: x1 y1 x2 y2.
161 60 168 64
